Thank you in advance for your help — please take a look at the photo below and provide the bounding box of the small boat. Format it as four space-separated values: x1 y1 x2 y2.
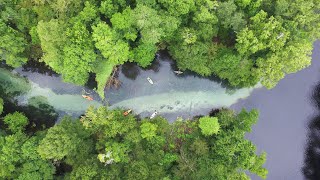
82 95 93 101
123 109 132 116
147 77 154 84
150 111 158 119
174 70 183 75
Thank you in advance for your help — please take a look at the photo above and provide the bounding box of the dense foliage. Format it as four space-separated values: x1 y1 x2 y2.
0 104 267 179
1 0 319 97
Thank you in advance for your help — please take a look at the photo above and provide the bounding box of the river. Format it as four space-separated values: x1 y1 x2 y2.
1 41 320 179
3 52 261 121
231 41 320 180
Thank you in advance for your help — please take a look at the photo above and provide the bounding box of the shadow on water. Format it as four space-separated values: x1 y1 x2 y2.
118 54 162 81
161 50 235 89
0 67 58 131
121 51 233 89
303 81 320 179
121 62 141 80
2 97 58 132
85 73 98 90
1 92 58 132
143 59 161 72
21 60 57 77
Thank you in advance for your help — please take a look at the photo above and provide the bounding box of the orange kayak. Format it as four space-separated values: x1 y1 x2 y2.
123 109 132 116
82 95 93 101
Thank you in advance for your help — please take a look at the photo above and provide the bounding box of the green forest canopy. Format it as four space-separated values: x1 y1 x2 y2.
1 0 319 98
0 103 267 179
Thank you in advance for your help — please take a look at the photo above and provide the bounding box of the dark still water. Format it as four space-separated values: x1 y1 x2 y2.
231 41 320 180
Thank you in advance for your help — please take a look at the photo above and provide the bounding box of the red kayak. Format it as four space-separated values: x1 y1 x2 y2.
82 95 93 101
123 109 132 116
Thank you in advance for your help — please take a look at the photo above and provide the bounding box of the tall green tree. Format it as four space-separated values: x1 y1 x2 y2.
0 20 27 67
217 0 246 32
3 112 28 133
0 112 55 179
198 116 220 136
37 117 90 161
37 19 66 72
236 10 289 56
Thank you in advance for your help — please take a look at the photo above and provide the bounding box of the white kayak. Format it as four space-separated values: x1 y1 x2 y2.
147 77 154 84
150 111 158 119
174 70 183 75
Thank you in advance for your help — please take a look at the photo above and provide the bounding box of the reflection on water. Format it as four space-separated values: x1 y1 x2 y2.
2 95 58 130
303 82 320 179
121 62 140 80
21 60 57 76
0 68 30 97
0 68 58 129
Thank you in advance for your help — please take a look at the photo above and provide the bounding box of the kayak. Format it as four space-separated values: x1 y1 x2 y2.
82 95 93 101
123 109 132 116
174 70 183 75
150 111 158 119
147 77 154 84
